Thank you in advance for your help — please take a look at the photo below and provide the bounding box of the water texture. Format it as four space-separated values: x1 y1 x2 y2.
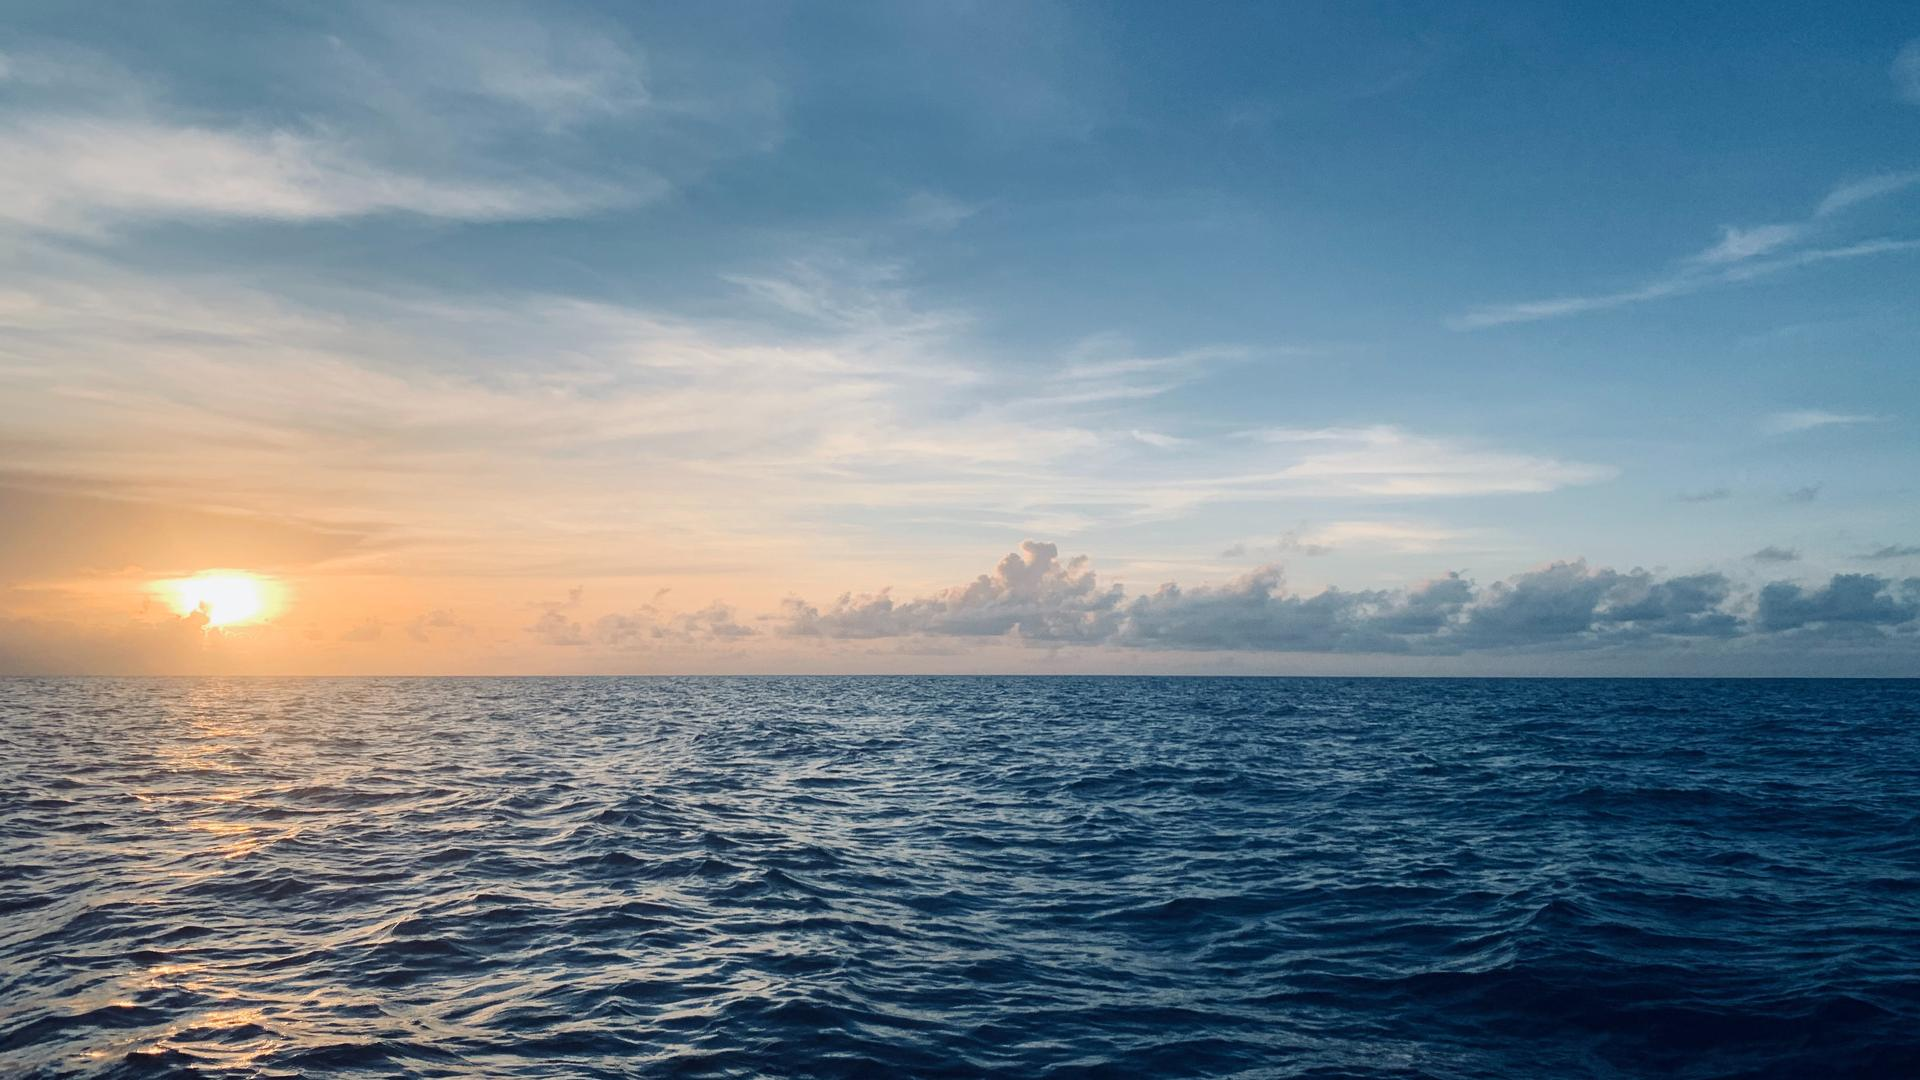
2 677 1918 1078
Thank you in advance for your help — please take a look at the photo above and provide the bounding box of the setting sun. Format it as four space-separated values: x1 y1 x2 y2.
163 572 278 627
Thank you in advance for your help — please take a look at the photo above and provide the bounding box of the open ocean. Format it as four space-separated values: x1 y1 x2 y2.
2 676 1917 1078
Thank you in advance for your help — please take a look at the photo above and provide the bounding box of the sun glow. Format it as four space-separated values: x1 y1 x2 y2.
163 572 278 627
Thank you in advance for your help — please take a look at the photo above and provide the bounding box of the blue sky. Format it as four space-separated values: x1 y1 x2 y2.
0 1 1916 674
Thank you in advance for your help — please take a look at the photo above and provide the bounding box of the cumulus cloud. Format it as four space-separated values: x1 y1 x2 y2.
1755 574 1920 632
776 543 1920 655
783 541 1124 643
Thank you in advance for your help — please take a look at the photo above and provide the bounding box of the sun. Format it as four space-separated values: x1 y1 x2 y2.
163 572 279 627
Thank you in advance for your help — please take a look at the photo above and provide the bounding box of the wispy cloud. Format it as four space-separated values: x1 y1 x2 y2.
1236 426 1615 496
1451 173 1920 330
1816 170 1920 216
1691 223 1803 264
1764 411 1885 435
0 8 780 235
0 118 643 233
1224 521 1477 558
1896 38 1920 105
1862 543 1920 560
1748 546 1800 563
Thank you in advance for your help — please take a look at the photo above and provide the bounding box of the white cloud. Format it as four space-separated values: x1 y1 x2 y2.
1692 223 1803 264
1238 426 1614 496
1452 171 1920 330
1896 38 1920 105
1129 429 1189 449
1816 170 1920 216
0 117 643 233
1763 410 1887 434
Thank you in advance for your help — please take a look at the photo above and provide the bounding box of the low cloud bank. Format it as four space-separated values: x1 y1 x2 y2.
778 541 1920 654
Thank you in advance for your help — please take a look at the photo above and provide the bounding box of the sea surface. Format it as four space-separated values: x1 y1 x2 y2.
2 677 1918 1078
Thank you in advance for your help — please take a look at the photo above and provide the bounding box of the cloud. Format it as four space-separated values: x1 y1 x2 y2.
1223 522 1467 559
1030 338 1249 407
1863 544 1920 560
1896 38 1920 105
406 609 465 642
1129 429 1189 449
775 543 1917 654
1451 171 1920 330
1677 488 1732 504
1238 426 1613 496
1457 563 1741 646
0 117 642 233
1755 574 1920 632
596 603 754 647
1783 484 1822 504
1748 546 1800 563
0 6 785 236
1764 411 1884 435
1692 223 1803 264
1817 170 1920 216
527 588 586 646
782 541 1124 643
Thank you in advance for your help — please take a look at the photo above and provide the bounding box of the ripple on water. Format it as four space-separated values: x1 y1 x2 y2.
1 676 1918 1078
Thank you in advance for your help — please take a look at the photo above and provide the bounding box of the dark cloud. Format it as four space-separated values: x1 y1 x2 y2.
782 541 1124 643
1748 546 1800 563
1114 571 1411 653
1863 544 1920 560
1784 484 1822 504
778 543 1918 655
1597 572 1741 638
1460 561 1623 645
1754 574 1920 632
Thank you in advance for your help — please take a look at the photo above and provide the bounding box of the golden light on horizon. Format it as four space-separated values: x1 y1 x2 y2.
161 572 280 627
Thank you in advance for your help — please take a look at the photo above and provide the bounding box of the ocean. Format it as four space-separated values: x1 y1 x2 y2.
2 677 1917 1078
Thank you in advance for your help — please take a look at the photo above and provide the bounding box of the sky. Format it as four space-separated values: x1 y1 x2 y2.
1 1 1917 676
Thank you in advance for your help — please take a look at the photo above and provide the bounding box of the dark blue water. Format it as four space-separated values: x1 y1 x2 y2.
3 678 1918 1078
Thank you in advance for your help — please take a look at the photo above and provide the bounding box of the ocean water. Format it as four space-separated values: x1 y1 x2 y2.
2 678 1918 1079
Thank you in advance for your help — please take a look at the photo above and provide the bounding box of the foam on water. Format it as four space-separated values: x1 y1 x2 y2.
2 677 1918 1077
